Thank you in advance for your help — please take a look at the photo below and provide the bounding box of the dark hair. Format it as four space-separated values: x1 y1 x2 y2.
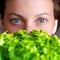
0 0 6 18
0 0 60 26
53 0 60 28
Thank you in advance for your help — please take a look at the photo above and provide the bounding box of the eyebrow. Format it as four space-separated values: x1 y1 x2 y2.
35 13 50 17
9 13 25 19
9 12 50 18
9 13 25 20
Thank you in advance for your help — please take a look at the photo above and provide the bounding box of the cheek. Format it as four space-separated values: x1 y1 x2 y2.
3 19 20 33
37 21 55 35
4 25 20 33
44 28 53 35
43 23 55 35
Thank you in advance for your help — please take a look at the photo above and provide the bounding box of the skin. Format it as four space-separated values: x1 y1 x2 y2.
2 0 58 35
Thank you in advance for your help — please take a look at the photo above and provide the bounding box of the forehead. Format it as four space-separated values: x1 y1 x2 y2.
6 0 54 17
6 0 53 6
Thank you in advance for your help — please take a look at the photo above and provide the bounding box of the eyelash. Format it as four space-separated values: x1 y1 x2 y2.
37 17 47 23
10 17 47 25
11 18 22 24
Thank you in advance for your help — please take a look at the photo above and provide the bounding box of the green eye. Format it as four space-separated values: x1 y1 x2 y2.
38 18 46 23
11 18 22 24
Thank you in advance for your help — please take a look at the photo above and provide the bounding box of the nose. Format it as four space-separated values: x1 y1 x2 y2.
25 26 33 33
24 20 36 32
25 24 34 33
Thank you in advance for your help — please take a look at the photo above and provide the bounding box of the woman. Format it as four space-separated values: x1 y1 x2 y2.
0 0 60 35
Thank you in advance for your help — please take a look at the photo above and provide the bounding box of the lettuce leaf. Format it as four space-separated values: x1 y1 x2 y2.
0 30 60 60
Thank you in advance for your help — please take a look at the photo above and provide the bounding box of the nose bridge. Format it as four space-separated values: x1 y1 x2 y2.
25 18 35 32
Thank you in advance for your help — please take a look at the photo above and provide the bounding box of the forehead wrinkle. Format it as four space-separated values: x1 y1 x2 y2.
5 0 54 19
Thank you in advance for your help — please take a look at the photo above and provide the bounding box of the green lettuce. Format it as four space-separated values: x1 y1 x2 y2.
0 30 60 60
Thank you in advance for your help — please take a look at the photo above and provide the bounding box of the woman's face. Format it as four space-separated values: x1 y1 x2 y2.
3 0 58 35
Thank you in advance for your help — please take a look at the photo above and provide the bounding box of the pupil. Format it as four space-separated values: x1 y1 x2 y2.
40 18 44 23
14 18 19 23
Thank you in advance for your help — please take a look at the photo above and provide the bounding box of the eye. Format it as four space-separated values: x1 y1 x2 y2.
11 18 22 24
37 18 47 23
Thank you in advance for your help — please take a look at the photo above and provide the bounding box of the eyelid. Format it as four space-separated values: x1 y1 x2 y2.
36 17 48 24
11 18 20 20
37 17 48 21
11 18 21 21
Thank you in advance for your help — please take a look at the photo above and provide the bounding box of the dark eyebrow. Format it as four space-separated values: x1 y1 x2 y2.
9 13 25 19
